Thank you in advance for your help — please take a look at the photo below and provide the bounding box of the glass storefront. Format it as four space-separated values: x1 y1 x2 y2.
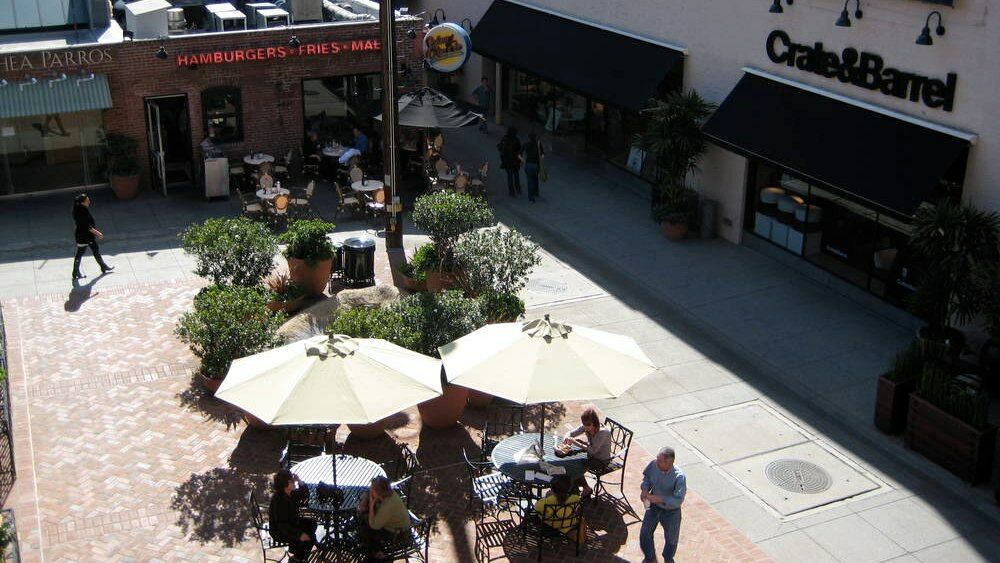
302 73 382 147
0 110 105 195
745 161 922 305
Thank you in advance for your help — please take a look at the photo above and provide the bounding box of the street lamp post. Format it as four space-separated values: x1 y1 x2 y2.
379 0 403 249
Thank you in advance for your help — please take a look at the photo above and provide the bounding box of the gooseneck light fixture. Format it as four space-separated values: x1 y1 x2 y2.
288 35 300 48
155 37 168 60
18 75 38 91
430 8 446 25
406 28 417 39
916 11 946 46
460 17 473 32
835 0 863 27
769 0 792 14
47 72 68 88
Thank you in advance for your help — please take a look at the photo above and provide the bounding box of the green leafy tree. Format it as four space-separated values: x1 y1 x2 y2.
327 306 420 351
397 290 486 357
175 285 286 379
455 227 541 297
477 291 526 323
182 217 278 286
411 192 495 270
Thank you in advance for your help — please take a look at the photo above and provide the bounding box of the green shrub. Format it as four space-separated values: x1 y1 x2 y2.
397 290 486 357
327 306 420 351
884 340 940 383
281 219 336 266
0 514 12 552
455 227 540 296
411 192 495 270
175 284 286 380
478 291 525 323
407 243 439 282
102 131 140 176
917 364 991 429
264 272 306 302
182 217 278 286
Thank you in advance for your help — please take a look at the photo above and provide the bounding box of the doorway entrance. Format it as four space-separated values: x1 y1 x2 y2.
144 95 192 196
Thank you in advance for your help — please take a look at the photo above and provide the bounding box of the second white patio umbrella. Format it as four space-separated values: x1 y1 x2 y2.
439 315 655 448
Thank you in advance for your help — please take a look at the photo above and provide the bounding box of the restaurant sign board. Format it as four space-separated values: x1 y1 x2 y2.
423 23 471 73
175 39 381 67
766 29 957 112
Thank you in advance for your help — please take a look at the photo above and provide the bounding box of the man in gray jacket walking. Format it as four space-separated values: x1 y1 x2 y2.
640 446 687 562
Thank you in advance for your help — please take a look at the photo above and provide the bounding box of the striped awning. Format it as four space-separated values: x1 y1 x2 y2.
0 74 112 119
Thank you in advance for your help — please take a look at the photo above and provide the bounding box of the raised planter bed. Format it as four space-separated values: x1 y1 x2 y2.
905 394 996 484
874 375 916 434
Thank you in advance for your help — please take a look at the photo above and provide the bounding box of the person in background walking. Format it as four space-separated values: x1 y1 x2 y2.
523 132 545 203
471 76 494 134
497 127 522 197
72 194 113 280
640 446 686 563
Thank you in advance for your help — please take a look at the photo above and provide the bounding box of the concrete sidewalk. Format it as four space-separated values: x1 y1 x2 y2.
442 125 1000 562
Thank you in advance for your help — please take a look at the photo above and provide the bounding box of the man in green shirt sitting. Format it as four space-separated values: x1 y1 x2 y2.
357 475 410 560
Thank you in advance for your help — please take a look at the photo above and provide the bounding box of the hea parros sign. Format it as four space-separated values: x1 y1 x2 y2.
766 30 957 112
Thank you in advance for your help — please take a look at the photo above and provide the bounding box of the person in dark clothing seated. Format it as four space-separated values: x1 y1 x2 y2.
268 470 318 563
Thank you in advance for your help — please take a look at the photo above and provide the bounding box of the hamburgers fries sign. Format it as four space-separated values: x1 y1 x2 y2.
423 23 470 73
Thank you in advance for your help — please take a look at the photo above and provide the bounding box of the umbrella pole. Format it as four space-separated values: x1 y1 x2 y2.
331 436 338 486
539 403 545 451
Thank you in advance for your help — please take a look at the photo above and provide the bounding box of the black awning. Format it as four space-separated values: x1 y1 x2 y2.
471 0 683 111
702 72 970 217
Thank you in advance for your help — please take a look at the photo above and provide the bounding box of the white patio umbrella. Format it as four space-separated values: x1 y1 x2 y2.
439 315 655 448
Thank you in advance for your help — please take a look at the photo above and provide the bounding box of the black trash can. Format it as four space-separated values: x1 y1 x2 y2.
342 236 376 287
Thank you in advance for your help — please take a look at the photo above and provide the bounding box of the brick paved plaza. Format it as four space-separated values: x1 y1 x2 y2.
0 278 770 561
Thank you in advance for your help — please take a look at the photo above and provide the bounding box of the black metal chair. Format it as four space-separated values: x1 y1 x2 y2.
376 511 432 562
522 499 584 561
382 443 420 482
247 488 291 563
391 475 413 504
463 448 513 520
474 489 525 563
589 417 637 518
280 426 328 470
480 405 524 462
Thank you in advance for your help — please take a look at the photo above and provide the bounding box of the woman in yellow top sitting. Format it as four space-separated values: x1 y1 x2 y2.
533 474 581 534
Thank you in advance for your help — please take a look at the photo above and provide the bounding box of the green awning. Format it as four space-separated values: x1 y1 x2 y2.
0 74 112 119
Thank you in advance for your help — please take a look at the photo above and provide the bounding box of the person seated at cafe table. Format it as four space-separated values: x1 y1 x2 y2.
561 407 613 499
356 475 410 561
268 470 318 563
533 474 581 534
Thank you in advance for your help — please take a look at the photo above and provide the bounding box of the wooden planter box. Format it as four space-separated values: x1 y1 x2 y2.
905 394 996 484
874 375 916 434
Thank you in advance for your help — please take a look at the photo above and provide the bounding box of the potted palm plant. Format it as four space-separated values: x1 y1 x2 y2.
908 201 1000 357
636 90 714 238
411 192 495 292
280 219 337 297
103 131 141 200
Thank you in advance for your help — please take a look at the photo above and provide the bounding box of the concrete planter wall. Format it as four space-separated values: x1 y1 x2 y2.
873 375 916 434
905 394 996 484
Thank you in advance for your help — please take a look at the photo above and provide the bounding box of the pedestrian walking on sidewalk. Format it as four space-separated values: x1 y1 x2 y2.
71 194 114 280
497 127 522 197
471 76 494 134
640 446 686 563
523 132 545 203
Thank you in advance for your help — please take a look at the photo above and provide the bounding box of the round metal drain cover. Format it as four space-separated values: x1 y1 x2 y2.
527 277 568 294
765 459 832 494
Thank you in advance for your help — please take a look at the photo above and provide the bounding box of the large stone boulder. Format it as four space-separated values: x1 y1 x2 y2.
275 285 402 341
336 285 401 311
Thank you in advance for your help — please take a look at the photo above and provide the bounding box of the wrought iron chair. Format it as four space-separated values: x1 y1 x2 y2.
247 488 291 563
380 511 432 562
463 448 513 520
382 443 420 482
474 489 525 563
589 417 637 518
523 498 584 561
480 405 525 462
280 426 328 470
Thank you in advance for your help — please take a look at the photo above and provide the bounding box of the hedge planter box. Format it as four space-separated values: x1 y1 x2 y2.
287 257 333 297
874 375 916 434
905 394 997 484
399 273 427 293
425 271 461 293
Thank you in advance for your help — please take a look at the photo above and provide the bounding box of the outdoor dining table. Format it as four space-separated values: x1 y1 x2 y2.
351 180 384 193
323 146 346 158
492 433 588 494
292 453 387 544
256 187 290 200
244 153 275 166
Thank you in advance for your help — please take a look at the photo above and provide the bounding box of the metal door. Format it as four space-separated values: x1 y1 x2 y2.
146 101 168 196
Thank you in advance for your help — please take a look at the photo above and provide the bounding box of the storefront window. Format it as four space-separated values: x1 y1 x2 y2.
302 74 382 151
202 87 242 142
0 110 105 195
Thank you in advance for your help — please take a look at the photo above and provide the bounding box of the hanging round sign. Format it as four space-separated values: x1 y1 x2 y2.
423 22 471 73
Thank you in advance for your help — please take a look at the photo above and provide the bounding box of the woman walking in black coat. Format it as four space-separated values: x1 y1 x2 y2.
497 127 522 197
71 194 113 280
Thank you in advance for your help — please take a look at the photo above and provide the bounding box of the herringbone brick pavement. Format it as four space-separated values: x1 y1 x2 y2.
1 278 770 562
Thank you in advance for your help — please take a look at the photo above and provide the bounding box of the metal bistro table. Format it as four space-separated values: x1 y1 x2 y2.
351 180 384 193
492 433 587 495
291 454 386 542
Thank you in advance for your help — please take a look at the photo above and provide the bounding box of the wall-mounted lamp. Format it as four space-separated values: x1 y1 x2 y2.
430 8 446 26
406 28 417 39
769 0 792 14
288 35 300 48
460 18 473 32
76 70 95 85
47 72 68 88
835 0 862 27
155 43 168 60
18 76 37 91
916 11 946 46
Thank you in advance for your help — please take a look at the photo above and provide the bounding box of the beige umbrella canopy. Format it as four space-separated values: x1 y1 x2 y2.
439 315 655 405
216 334 442 426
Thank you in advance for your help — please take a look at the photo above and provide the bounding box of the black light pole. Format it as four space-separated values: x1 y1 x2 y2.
379 0 403 249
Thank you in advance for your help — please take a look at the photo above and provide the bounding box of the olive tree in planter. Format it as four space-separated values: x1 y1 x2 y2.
102 131 141 200
411 192 495 292
906 364 996 484
181 217 278 287
908 201 1000 356
175 284 286 394
636 90 714 239
280 219 337 297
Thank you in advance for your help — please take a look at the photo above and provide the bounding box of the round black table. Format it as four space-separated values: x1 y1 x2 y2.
291 454 386 514
491 433 588 487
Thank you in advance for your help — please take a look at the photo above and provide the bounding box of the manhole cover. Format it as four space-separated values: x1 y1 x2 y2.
765 459 832 494
527 278 568 294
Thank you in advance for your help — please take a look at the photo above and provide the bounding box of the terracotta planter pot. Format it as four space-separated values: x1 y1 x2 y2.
906 394 996 484
425 271 461 293
243 412 271 430
418 383 469 430
287 257 333 297
266 296 308 314
660 220 688 241
874 374 916 434
200 374 222 394
110 174 139 200
347 417 390 440
400 272 427 292
467 389 494 408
